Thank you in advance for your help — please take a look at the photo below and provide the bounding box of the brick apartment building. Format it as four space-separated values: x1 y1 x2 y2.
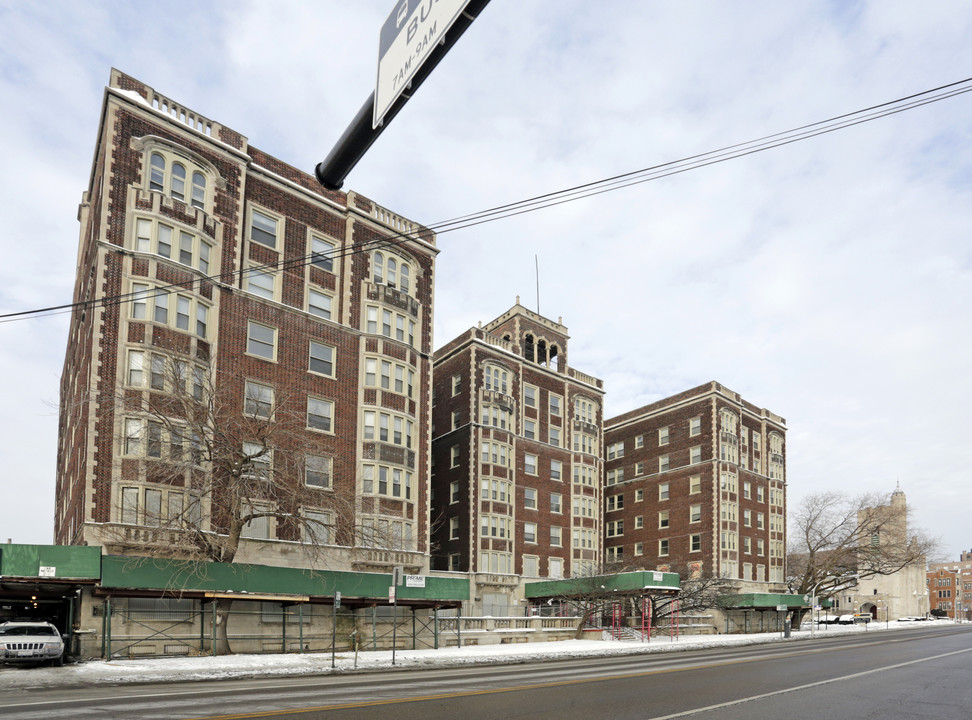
429 303 605 606
54 70 437 575
927 550 972 620
602 382 788 591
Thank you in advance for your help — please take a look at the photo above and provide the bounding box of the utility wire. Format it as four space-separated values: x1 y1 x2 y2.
2 76 970 325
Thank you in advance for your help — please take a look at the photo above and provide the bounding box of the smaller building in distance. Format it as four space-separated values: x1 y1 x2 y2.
603 382 787 593
834 487 930 620
430 302 604 614
927 550 972 621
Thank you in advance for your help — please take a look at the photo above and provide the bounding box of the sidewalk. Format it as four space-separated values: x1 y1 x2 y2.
0 620 949 691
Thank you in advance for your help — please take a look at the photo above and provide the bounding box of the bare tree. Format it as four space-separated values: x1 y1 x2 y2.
645 560 737 631
108 361 356 653
786 491 938 627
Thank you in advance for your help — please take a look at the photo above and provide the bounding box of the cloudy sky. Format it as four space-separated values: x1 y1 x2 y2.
1 1 969 559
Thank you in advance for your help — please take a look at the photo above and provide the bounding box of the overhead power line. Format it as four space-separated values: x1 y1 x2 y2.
2 76 970 325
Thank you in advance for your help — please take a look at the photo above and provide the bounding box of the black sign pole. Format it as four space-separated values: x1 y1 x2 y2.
315 0 492 191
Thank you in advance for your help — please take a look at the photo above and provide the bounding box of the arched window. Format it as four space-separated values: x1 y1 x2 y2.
191 172 206 209
373 252 384 284
523 333 535 362
387 257 398 288
399 263 410 293
171 163 187 202
149 153 165 192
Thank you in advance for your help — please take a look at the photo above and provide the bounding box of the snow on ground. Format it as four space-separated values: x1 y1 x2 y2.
0 620 954 691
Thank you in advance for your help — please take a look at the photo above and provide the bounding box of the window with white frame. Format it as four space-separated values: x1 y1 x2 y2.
689 475 701 494
249 208 279 249
606 441 624 460
606 468 624 486
481 477 512 502
305 454 332 489
659 455 670 472
550 459 562 481
524 419 536 440
450 480 460 503
690 534 702 552
245 265 276 300
549 426 561 447
524 453 538 475
451 375 461 396
573 529 596 549
134 217 213 273
549 394 561 416
690 445 702 464
481 441 511 467
372 251 412 294
550 526 563 547
449 517 460 540
365 306 416 346
606 520 624 537
524 487 537 510
689 416 701 436
364 357 414 397
634 515 644 529
244 380 273 419
573 496 596 518
635 488 644 502
658 426 669 445
361 464 413 500
484 364 509 394
242 443 271 481
524 385 537 408
634 434 644 449
634 542 644 556
480 515 512 539
146 150 208 210
308 289 333 320
246 321 277 360
550 492 562 513
659 482 670 501
523 522 538 544
481 404 511 430
743 536 752 554
310 235 335 272
606 493 624 512
606 546 623 563
301 509 332 545
658 510 669 529
743 509 752 527
364 410 413 448
307 397 333 432
130 283 209 338
309 341 334 377
659 538 670 556
452 410 461 430
574 396 596 423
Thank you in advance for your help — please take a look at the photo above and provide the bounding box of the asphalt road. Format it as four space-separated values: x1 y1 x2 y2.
2 625 970 719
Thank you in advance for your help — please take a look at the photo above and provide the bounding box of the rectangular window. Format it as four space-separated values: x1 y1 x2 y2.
690 504 702 523
550 526 563 547
635 489 644 502
311 235 335 272
176 296 190 331
690 475 701 494
607 441 624 460
524 453 538 475
658 427 669 445
635 434 644 449
302 510 332 545
451 375 461 396
244 380 273 419
450 480 460 503
549 394 561 416
127 350 145 386
743 536 752 554
246 267 275 299
550 459 562 481
307 397 333 432
153 291 169 324
450 445 460 468
757 512 765 530
635 461 645 475
308 289 332 320
196 304 208 338
606 493 624 512
744 481 752 499
524 522 537 544
524 488 537 510
524 419 536 440
305 454 332 488
743 509 752 527
121 487 139 524
690 534 702 553
250 208 278 248
659 455 670 472
550 492 562 514
659 539 670 556
658 510 669 529
150 355 165 390
449 517 460 540
659 482 669 501
243 443 271 481
634 515 644 530
124 418 142 455
309 341 334 377
689 416 701 436
524 385 536 408
246 321 276 360
606 520 624 537
690 445 702 464
549 426 561 446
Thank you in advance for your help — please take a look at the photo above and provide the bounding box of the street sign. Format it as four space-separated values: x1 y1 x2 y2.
389 586 396 601
374 0 472 127
776 605 787 611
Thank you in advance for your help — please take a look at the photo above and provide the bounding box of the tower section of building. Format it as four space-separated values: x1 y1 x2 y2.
431 303 604 603
603 382 787 591
54 70 437 574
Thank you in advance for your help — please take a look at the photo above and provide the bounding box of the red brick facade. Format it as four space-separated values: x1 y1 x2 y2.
603 382 787 590
430 304 604 579
55 71 436 573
